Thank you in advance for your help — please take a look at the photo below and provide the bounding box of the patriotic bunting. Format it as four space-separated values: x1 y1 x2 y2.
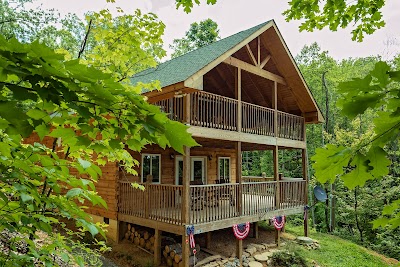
232 222 250 240
272 216 285 230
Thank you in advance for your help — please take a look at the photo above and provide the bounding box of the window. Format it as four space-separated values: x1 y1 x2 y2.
218 157 230 183
141 154 161 183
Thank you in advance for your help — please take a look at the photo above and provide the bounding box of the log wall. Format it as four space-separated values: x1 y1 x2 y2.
122 145 237 185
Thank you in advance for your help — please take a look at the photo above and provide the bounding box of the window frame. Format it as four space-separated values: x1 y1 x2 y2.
218 157 231 182
141 153 161 184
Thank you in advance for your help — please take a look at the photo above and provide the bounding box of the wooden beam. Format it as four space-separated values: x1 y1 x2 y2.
183 94 191 124
273 146 280 209
245 44 257 66
236 239 243 266
143 82 186 99
302 148 309 237
236 68 242 132
236 141 242 216
182 145 190 266
154 229 162 266
224 56 286 85
205 231 212 249
253 222 259 238
260 54 271 69
192 207 303 234
257 37 261 66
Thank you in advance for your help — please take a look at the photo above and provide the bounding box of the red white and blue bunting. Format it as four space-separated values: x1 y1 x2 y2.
232 222 250 240
272 216 285 230
186 225 197 254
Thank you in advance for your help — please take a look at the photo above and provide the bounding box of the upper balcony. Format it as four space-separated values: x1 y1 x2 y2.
154 90 305 144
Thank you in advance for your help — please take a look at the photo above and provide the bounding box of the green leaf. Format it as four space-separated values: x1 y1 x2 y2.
77 158 91 169
341 152 374 189
27 109 48 120
66 188 83 198
20 193 33 203
312 145 352 184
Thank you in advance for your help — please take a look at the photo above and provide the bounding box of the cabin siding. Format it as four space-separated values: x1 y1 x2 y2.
23 133 119 221
122 145 237 185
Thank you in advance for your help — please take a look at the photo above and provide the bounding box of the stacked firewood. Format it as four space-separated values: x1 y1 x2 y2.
124 224 156 253
163 243 200 267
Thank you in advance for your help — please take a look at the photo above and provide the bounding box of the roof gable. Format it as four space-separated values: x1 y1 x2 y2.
132 20 323 123
130 21 271 88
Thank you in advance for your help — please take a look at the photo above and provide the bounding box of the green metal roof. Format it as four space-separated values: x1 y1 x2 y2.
131 21 272 89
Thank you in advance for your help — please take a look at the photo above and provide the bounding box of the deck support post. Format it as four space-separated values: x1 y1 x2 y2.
154 229 162 266
205 231 212 249
236 238 243 266
302 148 309 237
235 67 242 132
236 141 242 215
273 81 280 209
182 145 191 266
275 228 281 247
253 222 259 239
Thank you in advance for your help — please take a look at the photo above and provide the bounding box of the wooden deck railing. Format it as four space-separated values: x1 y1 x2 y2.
279 179 307 209
153 91 305 141
242 102 274 136
242 176 274 183
242 182 276 217
277 111 305 141
118 180 306 226
153 97 185 122
118 182 183 225
190 91 238 131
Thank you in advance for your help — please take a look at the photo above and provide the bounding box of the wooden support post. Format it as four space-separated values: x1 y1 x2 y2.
182 234 190 267
275 229 281 247
302 148 309 237
205 231 212 249
182 146 191 266
154 229 162 266
236 141 242 215
273 146 280 209
235 67 242 132
273 81 280 210
183 94 191 124
236 238 243 266
253 222 259 239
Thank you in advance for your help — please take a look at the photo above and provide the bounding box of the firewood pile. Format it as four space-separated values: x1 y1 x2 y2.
163 243 200 267
124 223 156 253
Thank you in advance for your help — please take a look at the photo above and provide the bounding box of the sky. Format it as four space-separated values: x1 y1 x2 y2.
33 0 400 61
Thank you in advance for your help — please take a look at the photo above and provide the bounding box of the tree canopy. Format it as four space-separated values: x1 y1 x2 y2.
170 18 220 58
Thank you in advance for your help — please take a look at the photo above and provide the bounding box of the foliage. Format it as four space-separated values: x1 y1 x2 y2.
0 30 196 267
269 250 307 267
174 0 386 41
283 0 386 42
175 0 217 13
286 225 396 267
170 18 220 58
311 61 400 227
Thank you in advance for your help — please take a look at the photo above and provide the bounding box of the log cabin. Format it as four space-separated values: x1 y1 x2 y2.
86 20 323 265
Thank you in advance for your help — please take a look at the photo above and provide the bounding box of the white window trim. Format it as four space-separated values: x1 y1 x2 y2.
141 154 161 184
218 157 231 181
175 156 207 185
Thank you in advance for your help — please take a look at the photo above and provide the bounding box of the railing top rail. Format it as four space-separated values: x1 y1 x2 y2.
277 110 304 120
242 181 277 185
190 183 239 188
280 178 305 182
241 101 274 112
193 90 238 102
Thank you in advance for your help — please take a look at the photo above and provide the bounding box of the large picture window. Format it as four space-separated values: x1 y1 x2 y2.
218 157 230 183
142 154 161 183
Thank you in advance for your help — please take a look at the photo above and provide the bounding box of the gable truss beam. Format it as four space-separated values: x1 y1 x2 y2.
223 56 286 85
260 55 271 69
245 44 257 66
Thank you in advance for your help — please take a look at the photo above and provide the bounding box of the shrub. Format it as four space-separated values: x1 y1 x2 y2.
269 250 308 267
